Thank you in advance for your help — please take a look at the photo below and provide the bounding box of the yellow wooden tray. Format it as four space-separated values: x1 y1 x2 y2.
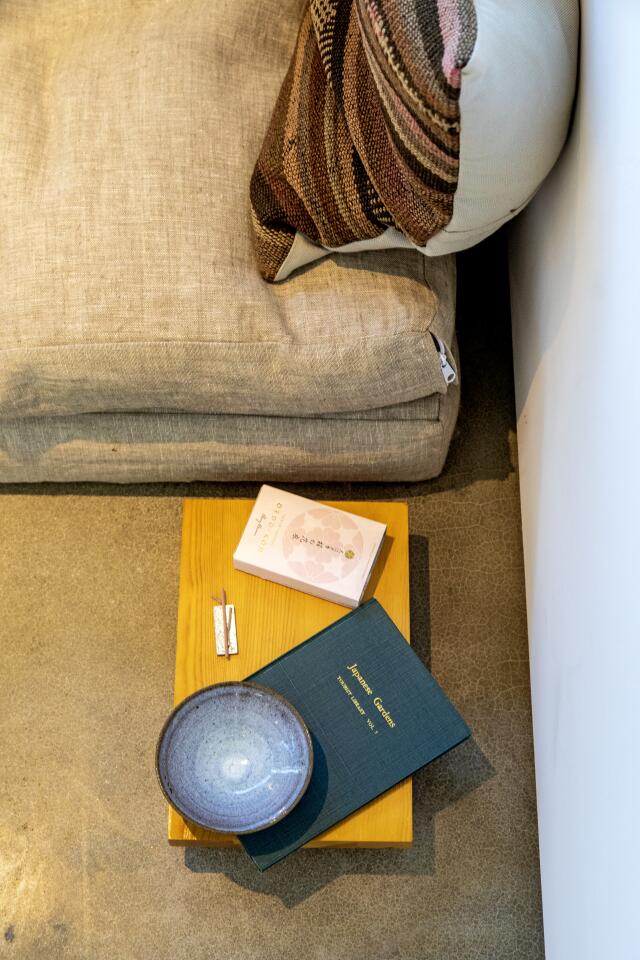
168 498 411 848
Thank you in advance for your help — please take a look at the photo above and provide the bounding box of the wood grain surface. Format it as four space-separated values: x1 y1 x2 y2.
168 498 411 847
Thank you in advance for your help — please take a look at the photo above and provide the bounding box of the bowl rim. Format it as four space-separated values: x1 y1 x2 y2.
155 680 314 835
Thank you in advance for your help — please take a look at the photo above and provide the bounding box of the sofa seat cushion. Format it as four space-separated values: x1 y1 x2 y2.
0 0 456 420
0 382 458 483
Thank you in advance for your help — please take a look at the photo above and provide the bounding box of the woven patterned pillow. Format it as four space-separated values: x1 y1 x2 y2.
251 0 578 281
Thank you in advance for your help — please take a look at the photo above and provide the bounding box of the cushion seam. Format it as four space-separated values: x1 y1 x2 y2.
0 331 436 352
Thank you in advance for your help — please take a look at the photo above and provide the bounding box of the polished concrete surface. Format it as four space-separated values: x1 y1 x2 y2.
0 237 544 959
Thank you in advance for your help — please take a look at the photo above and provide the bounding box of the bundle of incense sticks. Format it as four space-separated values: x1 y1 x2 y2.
213 588 231 659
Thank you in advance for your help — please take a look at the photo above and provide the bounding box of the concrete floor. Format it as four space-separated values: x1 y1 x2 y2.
0 238 544 959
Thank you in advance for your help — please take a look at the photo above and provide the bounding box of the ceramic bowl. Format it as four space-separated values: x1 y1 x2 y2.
156 682 313 834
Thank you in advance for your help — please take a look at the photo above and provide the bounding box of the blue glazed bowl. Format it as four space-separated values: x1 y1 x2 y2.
156 682 313 834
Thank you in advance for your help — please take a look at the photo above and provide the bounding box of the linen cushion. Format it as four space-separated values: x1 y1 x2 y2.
251 0 580 281
0 0 456 420
0 381 458 483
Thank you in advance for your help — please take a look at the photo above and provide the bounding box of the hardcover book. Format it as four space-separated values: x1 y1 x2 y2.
241 599 470 870
233 485 386 607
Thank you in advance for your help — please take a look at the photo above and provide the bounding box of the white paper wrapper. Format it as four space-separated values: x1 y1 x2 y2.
213 603 238 656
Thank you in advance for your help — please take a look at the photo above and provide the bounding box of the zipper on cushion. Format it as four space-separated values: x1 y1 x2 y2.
431 333 457 385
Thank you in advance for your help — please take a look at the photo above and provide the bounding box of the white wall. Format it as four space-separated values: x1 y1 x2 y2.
509 3 640 958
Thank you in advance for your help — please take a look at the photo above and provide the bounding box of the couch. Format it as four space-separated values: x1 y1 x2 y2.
0 0 460 483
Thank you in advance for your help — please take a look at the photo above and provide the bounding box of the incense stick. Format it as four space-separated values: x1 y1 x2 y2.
212 592 235 658
220 587 230 660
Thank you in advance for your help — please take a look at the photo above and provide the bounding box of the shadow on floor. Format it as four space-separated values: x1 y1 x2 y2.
184 738 494 907
182 534 495 907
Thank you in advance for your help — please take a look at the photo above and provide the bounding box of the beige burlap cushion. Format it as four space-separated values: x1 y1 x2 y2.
0 0 457 420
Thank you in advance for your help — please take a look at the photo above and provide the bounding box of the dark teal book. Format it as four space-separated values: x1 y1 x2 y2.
241 598 470 870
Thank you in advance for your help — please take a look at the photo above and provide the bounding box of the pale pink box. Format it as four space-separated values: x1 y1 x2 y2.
233 485 387 608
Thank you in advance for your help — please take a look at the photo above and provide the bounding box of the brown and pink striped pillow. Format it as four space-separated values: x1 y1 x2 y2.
250 0 579 282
